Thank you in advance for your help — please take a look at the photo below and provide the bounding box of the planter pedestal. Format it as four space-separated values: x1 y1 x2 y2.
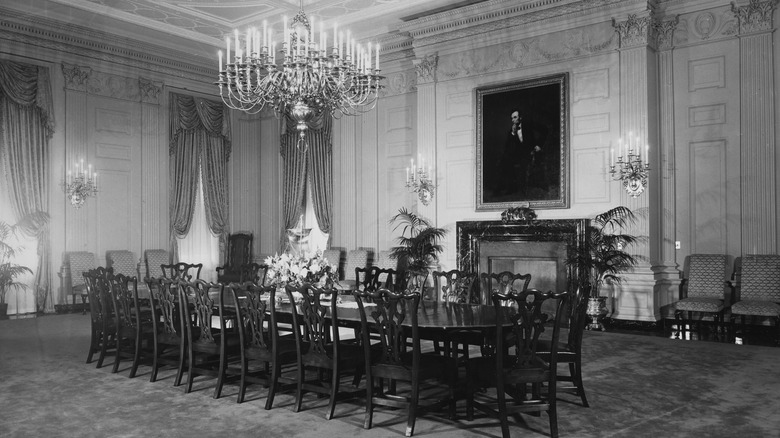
586 296 608 331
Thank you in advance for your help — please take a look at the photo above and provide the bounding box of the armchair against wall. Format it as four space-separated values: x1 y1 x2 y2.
216 232 253 283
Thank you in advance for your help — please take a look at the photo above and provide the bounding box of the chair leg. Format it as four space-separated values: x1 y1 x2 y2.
497 384 510 438
571 361 589 407
129 335 142 378
149 341 159 383
364 376 374 430
406 379 419 437
741 315 747 345
185 347 195 393
674 310 683 339
294 363 304 413
174 341 186 387
214 349 227 400
265 361 279 410
237 358 248 404
326 365 340 420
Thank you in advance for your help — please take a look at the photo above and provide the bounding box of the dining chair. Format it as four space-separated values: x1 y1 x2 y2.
161 262 202 281
145 276 187 385
178 280 241 398
354 288 458 437
355 266 397 292
479 271 532 306
286 282 364 420
538 286 591 407
228 283 298 407
322 249 342 274
466 289 568 438
673 254 732 341
340 249 369 290
84 267 115 367
430 270 480 359
108 273 154 377
729 255 780 344
60 251 97 311
238 262 268 284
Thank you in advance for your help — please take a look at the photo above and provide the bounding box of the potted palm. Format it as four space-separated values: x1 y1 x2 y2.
388 207 447 280
567 206 640 331
0 212 48 318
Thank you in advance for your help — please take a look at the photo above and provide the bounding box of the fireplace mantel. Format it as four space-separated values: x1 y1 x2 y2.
456 219 588 294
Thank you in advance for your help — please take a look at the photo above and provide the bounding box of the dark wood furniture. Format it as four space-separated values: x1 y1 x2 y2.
227 283 298 407
466 289 568 438
160 262 202 281
354 289 458 437
480 271 532 305
355 266 397 291
430 270 480 359
84 267 115 367
109 273 153 377
145 277 187 385
178 280 241 397
216 232 253 283
286 283 364 420
238 262 268 284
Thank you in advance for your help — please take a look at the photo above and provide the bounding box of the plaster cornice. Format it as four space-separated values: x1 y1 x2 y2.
0 6 215 83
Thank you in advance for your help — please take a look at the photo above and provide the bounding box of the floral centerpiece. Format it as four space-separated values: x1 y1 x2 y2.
263 251 338 288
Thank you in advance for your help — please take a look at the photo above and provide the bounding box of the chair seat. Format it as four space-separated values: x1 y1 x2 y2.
468 355 548 385
675 298 725 313
731 300 780 317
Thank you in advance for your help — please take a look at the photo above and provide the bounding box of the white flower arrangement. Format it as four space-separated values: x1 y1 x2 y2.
263 250 338 288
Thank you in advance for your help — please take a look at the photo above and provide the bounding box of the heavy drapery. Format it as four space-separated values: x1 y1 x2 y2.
169 93 231 261
280 114 332 250
0 60 54 312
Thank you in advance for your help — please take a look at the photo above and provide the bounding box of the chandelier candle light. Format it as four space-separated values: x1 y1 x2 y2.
610 132 650 198
216 0 384 151
406 154 437 205
62 159 98 208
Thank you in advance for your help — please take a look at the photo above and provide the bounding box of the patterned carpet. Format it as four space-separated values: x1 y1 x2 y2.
1 314 779 438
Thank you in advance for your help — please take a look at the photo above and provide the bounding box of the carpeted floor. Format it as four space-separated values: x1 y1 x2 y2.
1 314 780 438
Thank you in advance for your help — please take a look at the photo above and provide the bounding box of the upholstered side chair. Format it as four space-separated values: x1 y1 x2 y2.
673 254 733 341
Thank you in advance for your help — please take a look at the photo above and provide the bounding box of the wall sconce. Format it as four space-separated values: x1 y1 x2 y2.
405 154 437 205
62 159 98 208
610 133 649 198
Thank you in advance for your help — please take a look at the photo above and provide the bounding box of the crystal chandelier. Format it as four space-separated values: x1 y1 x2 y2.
405 155 437 205
216 0 384 151
62 159 98 208
610 133 650 198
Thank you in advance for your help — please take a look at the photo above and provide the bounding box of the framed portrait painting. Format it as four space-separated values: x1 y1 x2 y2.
476 73 569 210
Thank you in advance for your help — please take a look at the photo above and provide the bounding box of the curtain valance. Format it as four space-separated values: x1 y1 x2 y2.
0 60 54 137
169 93 231 157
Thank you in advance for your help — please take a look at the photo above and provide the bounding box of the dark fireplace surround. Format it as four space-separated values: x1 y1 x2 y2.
456 219 588 301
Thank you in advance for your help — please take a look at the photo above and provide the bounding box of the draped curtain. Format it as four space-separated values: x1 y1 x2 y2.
0 60 54 312
280 114 332 250
169 93 231 261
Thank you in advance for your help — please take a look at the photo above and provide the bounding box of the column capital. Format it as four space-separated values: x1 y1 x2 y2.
653 16 679 51
61 62 91 91
732 0 777 35
139 77 163 104
613 13 655 50
413 53 438 85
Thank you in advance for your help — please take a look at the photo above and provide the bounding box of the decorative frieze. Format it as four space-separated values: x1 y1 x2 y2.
732 0 777 34
382 71 417 97
61 62 90 91
414 54 438 85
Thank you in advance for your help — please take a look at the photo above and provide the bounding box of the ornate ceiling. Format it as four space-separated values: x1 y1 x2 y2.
16 0 491 47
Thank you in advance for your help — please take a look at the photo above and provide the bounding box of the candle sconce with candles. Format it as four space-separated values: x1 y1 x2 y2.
610 133 650 198
405 155 437 205
62 159 98 208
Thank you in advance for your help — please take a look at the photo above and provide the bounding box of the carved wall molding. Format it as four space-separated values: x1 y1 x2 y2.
654 16 679 50
0 7 214 84
435 23 616 81
671 9 739 46
382 71 417 97
62 62 91 92
139 77 163 105
613 13 656 49
404 0 625 49
414 54 438 84
732 0 777 34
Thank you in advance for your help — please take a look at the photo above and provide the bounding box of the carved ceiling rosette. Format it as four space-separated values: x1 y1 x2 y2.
732 0 777 34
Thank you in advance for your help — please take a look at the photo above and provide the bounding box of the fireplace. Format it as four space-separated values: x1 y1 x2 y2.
457 219 587 302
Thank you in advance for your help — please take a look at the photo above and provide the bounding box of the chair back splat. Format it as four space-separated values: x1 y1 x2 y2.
217 232 254 283
145 277 186 386
160 262 202 281
286 283 364 420
466 289 568 438
109 273 153 377
479 271 532 306
228 283 297 406
84 267 115 367
354 288 458 437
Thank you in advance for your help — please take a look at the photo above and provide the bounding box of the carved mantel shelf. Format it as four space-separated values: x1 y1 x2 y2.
456 219 588 292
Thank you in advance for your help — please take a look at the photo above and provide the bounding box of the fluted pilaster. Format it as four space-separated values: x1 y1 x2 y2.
62 62 91 251
413 53 438 222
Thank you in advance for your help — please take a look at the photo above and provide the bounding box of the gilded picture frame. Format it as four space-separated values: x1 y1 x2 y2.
476 73 569 210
